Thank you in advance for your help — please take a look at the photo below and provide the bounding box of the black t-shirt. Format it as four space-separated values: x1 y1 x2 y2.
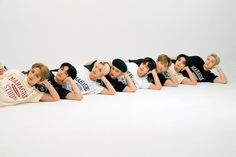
85 60 126 92
171 59 176 64
129 58 167 85
182 56 217 82
98 74 127 92
147 73 167 86
47 72 71 99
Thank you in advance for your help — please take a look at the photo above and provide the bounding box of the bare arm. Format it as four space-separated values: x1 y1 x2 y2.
181 66 197 85
122 72 137 92
213 65 228 84
40 80 60 101
64 77 83 100
148 69 162 90
163 68 178 87
99 76 116 95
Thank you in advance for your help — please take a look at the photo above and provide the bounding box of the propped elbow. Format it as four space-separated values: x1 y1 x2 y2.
191 81 197 86
173 83 178 87
110 90 116 95
106 89 116 95
130 87 137 92
152 86 162 90
74 95 83 101
222 80 228 84
53 96 60 101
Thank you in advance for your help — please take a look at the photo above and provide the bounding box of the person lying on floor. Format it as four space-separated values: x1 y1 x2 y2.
0 63 59 107
85 59 136 92
169 54 197 85
181 53 228 84
129 54 179 87
48 62 83 100
64 61 116 95
126 57 161 90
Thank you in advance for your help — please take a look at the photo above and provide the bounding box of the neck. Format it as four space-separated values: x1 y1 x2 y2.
137 70 142 77
156 67 160 74
203 65 209 71
54 76 63 85
174 66 180 73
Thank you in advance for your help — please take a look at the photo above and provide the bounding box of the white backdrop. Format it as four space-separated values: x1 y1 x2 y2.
0 0 235 78
1 1 236 157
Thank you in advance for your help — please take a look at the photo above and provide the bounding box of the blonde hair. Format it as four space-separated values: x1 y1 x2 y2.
157 54 171 67
94 61 110 75
209 53 220 65
31 63 50 80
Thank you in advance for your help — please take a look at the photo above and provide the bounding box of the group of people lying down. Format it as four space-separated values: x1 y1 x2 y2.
0 53 228 107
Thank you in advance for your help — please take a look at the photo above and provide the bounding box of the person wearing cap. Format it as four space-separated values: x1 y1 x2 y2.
100 58 136 92
126 57 162 90
181 53 228 84
169 54 197 85
64 61 116 95
47 62 83 100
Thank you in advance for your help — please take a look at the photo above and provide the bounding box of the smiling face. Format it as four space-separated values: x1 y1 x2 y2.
204 55 216 70
27 67 43 86
174 57 186 72
109 65 122 79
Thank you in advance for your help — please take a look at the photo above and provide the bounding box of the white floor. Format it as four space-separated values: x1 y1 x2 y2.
1 79 236 157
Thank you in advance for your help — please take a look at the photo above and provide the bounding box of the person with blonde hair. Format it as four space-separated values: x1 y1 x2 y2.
152 54 179 87
92 58 137 92
182 53 228 84
0 63 59 107
64 60 116 95
130 54 178 87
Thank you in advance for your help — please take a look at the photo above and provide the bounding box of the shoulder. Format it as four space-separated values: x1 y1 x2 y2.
188 56 204 62
2 69 22 78
187 56 204 66
127 62 138 68
76 65 89 74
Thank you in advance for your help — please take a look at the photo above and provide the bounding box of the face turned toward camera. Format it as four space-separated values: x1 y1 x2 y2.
204 54 220 70
27 63 49 86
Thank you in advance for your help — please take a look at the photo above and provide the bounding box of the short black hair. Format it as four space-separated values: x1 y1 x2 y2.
142 57 156 71
176 54 189 65
60 62 77 79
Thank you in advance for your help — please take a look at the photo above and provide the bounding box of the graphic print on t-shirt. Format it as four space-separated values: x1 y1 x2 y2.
118 70 134 85
74 77 90 92
190 65 204 81
4 76 28 100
